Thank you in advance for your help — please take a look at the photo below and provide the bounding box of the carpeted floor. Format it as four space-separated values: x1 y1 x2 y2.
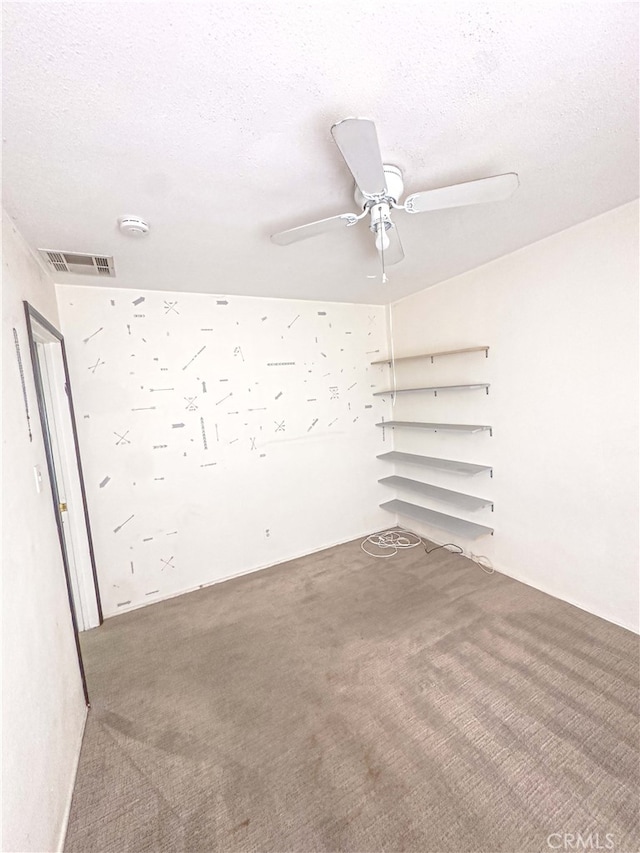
65 536 639 853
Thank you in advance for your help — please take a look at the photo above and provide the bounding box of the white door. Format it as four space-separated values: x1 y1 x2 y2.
30 317 101 630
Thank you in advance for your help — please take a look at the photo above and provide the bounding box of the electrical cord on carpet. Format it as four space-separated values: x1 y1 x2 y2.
361 529 495 573
425 542 495 574
361 528 423 558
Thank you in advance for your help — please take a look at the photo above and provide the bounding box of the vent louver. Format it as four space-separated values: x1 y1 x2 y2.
94 256 111 275
46 251 68 272
38 249 116 277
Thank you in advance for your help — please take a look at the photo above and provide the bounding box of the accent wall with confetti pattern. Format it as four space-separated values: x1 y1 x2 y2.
56 284 392 617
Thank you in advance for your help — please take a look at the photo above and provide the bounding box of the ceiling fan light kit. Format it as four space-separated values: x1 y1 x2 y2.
271 117 519 281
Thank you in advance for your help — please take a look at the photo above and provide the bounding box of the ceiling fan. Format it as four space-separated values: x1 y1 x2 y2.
271 118 519 277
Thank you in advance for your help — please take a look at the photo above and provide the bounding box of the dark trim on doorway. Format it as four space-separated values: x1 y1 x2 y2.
23 301 103 706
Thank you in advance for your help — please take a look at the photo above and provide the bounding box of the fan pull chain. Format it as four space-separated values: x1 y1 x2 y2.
379 207 388 283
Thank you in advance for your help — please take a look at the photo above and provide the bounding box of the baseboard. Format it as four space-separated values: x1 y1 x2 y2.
99 520 637 634
102 526 384 619
398 522 639 635
56 704 89 852
487 560 639 635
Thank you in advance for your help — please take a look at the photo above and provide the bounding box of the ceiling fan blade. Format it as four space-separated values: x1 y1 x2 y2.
382 223 404 266
404 172 519 214
271 212 358 245
331 118 387 198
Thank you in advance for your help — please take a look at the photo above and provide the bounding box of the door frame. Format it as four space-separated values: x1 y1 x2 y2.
23 301 103 706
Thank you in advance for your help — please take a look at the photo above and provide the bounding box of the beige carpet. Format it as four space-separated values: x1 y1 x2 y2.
65 536 639 853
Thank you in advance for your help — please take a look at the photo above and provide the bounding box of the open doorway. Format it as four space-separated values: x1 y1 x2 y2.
23 302 103 704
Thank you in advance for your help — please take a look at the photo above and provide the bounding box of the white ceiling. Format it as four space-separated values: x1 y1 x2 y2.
2 2 638 305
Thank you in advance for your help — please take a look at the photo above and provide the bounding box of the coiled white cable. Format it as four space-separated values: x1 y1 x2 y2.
361 528 423 558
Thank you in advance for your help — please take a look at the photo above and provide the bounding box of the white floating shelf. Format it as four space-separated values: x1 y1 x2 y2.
377 451 492 476
373 383 490 397
379 475 493 511
377 421 492 435
372 346 489 366
381 499 494 538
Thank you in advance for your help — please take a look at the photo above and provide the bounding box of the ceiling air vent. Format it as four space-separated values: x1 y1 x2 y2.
94 256 112 275
39 250 116 277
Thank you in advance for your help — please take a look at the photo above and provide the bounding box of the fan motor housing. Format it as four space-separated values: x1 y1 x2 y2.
354 164 404 209
369 202 392 234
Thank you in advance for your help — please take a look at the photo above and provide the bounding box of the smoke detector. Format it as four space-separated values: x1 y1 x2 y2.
39 250 116 277
118 216 149 236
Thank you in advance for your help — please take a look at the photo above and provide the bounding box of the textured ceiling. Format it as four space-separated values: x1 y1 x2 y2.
2 2 638 304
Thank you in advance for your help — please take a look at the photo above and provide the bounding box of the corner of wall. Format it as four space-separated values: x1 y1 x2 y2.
384 202 639 632
2 211 88 852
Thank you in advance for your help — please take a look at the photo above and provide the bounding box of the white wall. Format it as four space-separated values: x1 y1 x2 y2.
56 285 391 617
388 200 639 633
2 212 87 851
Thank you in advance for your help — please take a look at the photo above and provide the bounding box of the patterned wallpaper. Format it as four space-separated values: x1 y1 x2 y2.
57 286 391 616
